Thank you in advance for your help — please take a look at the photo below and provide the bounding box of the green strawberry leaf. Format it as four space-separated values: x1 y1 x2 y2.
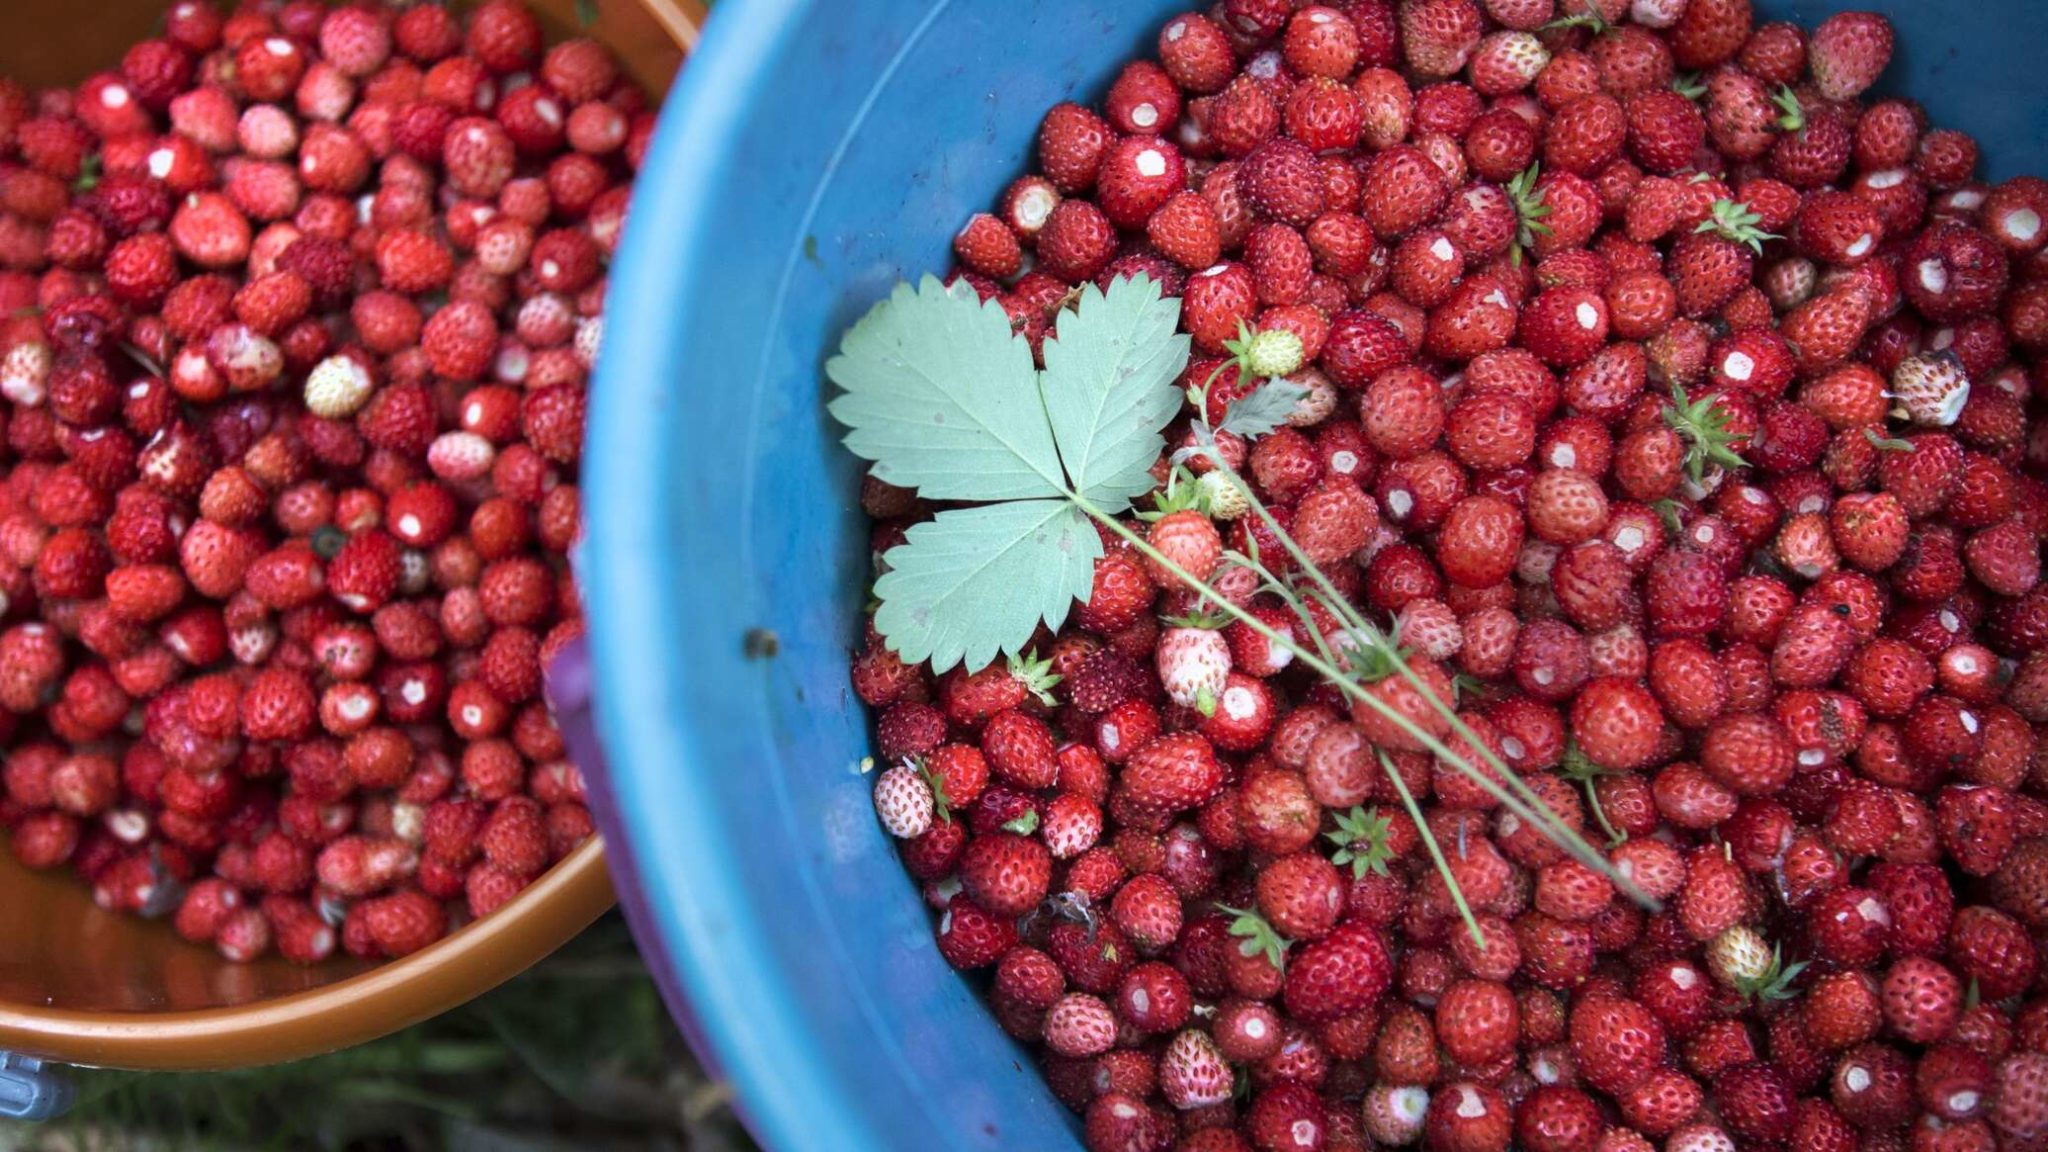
834 275 1194 670
1039 276 1189 505
828 276 1067 502
1219 379 1309 440
872 501 1102 672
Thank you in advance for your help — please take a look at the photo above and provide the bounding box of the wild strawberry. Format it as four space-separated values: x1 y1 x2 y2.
1282 920 1392 1022
1361 145 1450 240
1808 11 1894 103
1121 732 1224 816
1569 677 1663 771
361 888 446 958
1398 0 1482 78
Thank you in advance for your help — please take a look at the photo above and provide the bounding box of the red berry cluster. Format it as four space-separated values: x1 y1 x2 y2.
856 2 2048 1150
0 0 642 965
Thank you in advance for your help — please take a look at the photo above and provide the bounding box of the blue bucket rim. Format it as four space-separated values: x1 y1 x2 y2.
581 2 849 1150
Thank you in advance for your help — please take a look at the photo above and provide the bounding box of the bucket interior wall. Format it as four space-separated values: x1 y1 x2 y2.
587 1 2048 1151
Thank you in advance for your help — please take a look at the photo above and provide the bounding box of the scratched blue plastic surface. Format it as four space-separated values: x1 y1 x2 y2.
582 3 2048 1150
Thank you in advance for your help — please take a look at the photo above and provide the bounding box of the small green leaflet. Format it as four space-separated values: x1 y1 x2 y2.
1040 279 1190 504
872 501 1101 673
828 276 1065 502
831 275 1189 671
1218 379 1308 440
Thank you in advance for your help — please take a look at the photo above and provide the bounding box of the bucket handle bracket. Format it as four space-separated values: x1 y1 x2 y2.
0 1051 72 1121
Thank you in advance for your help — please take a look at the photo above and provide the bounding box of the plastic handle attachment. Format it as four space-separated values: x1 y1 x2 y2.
0 1051 72 1121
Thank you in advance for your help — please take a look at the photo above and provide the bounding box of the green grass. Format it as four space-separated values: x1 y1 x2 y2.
5 917 755 1152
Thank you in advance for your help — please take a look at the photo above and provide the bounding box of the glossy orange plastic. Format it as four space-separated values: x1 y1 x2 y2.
0 0 703 1071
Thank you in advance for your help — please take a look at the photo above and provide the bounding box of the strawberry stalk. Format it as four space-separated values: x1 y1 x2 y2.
1379 750 1485 948
1219 533 1622 889
1073 496 1656 920
1176 377 1655 910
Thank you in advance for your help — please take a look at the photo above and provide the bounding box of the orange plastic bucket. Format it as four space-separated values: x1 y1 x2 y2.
0 0 703 1073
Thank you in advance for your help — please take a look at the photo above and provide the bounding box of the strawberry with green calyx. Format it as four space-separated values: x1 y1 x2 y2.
1506 163 1553 266
1197 471 1251 521
1137 465 1209 522
1664 382 1750 485
1707 926 1807 1003
1325 806 1395 879
872 762 936 839
1217 904 1290 970
1222 320 1305 381
1695 197 1780 254
1157 610 1232 715
1185 323 1312 444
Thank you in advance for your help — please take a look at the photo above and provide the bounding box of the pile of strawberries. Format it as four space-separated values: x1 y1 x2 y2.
0 0 643 964
852 1 2048 1150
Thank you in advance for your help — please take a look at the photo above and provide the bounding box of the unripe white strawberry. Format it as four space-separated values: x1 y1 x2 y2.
873 763 934 839
1159 1029 1234 1110
1197 471 1250 520
574 315 604 367
1706 924 1772 990
1630 0 1687 27
1892 350 1970 427
1396 598 1463 661
1156 623 1231 712
1363 1084 1430 1146
1242 327 1302 378
429 431 497 482
1665 1124 1739 1152
0 341 50 407
304 354 374 417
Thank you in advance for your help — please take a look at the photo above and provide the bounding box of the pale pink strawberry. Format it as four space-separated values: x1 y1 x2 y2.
873 764 935 839
1892 352 1971 427
1156 622 1232 712
1160 1028 1235 1110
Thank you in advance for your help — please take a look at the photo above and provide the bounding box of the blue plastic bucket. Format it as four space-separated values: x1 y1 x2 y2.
583 2 2048 1150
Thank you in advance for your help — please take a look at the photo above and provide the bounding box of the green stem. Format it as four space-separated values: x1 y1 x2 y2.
1187 459 1651 908
1382 752 1485 949
1582 778 1626 849
1074 491 1654 910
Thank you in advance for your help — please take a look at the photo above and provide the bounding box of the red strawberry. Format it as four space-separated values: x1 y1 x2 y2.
1808 11 1895 103
1626 89 1705 176
1282 920 1392 1022
1120 732 1224 815
1782 289 1872 374
1360 145 1450 239
1569 994 1666 1096
1568 677 1663 771
1400 0 1483 78
1545 94 1627 176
